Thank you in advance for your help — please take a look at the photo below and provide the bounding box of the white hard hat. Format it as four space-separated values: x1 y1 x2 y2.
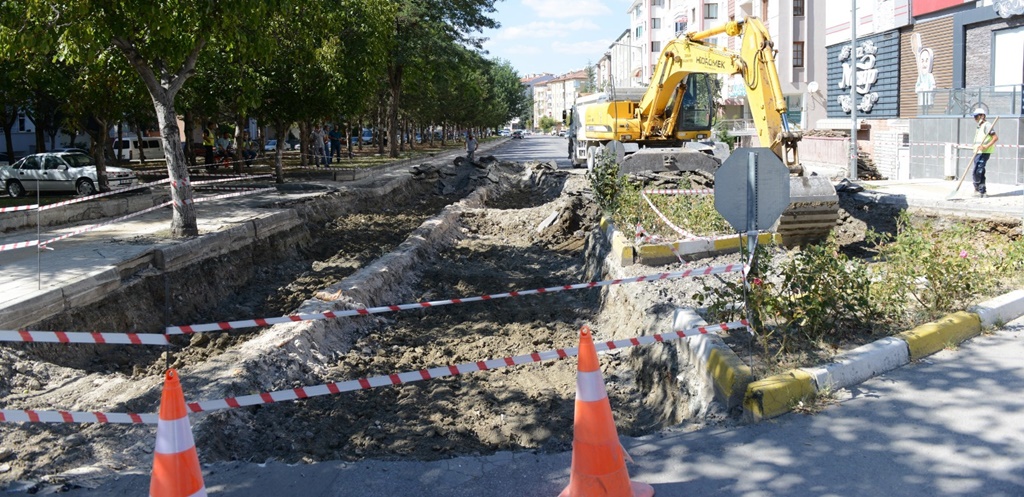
972 107 986 117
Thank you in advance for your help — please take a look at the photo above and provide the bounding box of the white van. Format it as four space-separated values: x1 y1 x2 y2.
114 136 165 162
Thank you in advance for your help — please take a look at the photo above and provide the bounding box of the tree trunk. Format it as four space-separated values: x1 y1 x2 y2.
298 121 308 168
85 115 110 191
153 97 198 237
387 65 402 158
234 115 245 173
133 122 147 162
116 123 124 161
1 107 15 158
273 119 285 184
183 110 196 168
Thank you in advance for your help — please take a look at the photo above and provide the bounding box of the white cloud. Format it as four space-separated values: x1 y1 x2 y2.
522 0 613 19
491 19 601 41
550 39 615 57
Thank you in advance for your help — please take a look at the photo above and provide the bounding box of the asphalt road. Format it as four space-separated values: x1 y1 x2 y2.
496 134 574 169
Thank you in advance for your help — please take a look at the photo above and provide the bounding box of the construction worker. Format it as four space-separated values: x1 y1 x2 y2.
971 107 998 198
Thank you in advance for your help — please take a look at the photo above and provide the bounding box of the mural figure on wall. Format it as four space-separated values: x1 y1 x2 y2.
837 41 881 113
911 33 936 111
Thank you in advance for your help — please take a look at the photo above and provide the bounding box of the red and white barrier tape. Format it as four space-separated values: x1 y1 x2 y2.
37 201 173 249
166 263 745 334
192 187 276 203
635 225 685 263
0 204 39 213
0 409 155 425
0 330 169 345
909 142 1024 150
0 238 39 252
0 320 748 424
643 188 714 196
37 179 171 212
639 190 707 241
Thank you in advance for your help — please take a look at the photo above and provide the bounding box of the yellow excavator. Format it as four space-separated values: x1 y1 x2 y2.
568 16 839 245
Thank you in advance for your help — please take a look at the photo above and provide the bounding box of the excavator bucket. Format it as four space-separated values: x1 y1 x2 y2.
616 148 840 246
777 176 840 247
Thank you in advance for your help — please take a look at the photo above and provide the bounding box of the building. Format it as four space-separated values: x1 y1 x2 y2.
521 73 556 132
535 70 590 131
820 0 1023 182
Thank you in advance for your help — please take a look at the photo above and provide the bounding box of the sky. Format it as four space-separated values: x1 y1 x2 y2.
481 0 634 78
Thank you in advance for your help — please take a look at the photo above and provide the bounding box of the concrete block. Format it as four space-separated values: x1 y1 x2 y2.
252 210 301 239
804 337 910 391
155 223 256 271
971 289 1024 328
0 289 65 329
744 369 815 421
897 311 982 361
61 268 121 309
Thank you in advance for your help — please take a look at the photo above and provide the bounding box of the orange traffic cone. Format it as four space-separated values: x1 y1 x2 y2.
559 326 654 497
150 369 207 497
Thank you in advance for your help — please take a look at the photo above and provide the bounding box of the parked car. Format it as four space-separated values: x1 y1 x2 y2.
511 130 524 139
264 139 278 151
1 152 139 197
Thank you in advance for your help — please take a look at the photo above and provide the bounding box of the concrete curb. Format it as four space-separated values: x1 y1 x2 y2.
636 233 781 266
746 303 1008 421
743 369 816 421
671 308 752 411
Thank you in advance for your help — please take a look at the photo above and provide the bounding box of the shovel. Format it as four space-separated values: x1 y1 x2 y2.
947 116 999 200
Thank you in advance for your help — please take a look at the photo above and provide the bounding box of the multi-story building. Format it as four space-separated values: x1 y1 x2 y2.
521 73 555 132
821 0 1022 182
546 70 590 128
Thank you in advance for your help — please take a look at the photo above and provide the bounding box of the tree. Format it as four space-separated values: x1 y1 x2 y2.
581 62 598 94
383 0 499 158
3 1 278 237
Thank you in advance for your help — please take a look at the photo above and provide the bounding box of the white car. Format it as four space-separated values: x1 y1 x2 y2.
1 152 139 197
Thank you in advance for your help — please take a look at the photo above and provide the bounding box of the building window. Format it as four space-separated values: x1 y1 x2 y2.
652 41 661 53
793 41 804 68
674 18 687 34
652 0 663 6
793 0 804 17
704 3 718 19
635 25 644 38
652 18 661 29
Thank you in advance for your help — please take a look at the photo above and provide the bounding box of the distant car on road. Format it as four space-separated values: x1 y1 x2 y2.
1 152 138 197
511 130 523 139
264 139 278 151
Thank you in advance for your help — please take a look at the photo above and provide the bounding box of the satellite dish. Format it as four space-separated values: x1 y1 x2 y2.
807 81 819 94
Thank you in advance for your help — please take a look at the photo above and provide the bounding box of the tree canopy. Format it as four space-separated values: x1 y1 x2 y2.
0 0 528 235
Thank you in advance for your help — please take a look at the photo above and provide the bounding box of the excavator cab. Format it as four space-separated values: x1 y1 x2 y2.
672 73 716 136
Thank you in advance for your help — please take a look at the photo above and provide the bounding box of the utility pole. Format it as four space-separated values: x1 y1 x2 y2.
850 0 859 180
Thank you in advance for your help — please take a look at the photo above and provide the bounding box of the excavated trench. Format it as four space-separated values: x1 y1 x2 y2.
0 159 701 485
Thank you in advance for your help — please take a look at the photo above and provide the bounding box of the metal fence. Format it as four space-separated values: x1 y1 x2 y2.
918 84 1024 117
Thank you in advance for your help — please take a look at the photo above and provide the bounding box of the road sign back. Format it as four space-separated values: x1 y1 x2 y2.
714 147 791 232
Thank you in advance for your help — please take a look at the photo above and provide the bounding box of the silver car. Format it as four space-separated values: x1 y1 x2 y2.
1 152 139 197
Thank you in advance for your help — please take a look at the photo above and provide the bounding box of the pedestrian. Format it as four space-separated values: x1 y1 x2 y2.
971 107 998 198
202 124 215 165
311 124 327 168
466 133 478 162
328 125 343 161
